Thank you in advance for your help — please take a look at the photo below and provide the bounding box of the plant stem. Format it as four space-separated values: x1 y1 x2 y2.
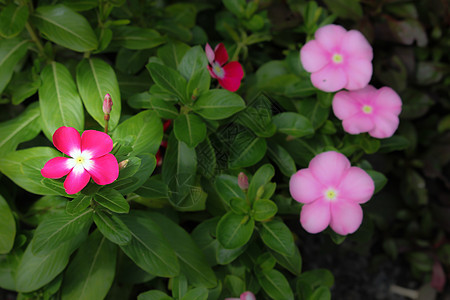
25 22 46 58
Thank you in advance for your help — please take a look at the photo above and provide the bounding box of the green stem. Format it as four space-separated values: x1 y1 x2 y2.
231 43 243 61
25 22 46 58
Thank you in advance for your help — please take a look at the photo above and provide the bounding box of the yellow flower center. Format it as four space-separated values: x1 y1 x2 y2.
75 156 84 164
325 188 338 201
362 105 373 114
332 53 343 64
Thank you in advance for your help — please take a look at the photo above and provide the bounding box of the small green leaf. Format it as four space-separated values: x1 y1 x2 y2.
193 89 246 120
269 246 302 276
0 4 29 38
366 170 387 194
217 212 254 249
66 194 91 215
214 174 246 206
94 188 129 214
256 269 294 300
93 209 131 245
134 176 169 200
253 199 277 221
295 98 330 129
174 113 206 148
0 37 29 94
267 143 296 177
272 112 314 137
259 219 295 256
147 62 187 103
138 290 173 300
181 287 208 300
157 41 190 70
230 197 251 214
172 275 188 299
228 132 267 169
178 46 208 80
113 26 165 50
186 68 211 100
247 164 275 202
379 135 410 153
0 195 16 254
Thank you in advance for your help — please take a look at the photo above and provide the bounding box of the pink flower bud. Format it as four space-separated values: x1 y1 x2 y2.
238 172 249 190
240 291 256 300
103 93 113 115
118 159 129 170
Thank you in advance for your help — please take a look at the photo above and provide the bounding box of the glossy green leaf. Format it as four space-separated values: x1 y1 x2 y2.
217 212 254 249
119 211 180 277
66 194 91 215
214 174 245 206
172 275 188 299
228 132 266 169
148 212 217 288
272 112 314 137
186 68 210 100
39 62 84 140
0 37 29 94
178 46 208 80
61 231 116 300
366 170 388 194
181 287 208 300
0 102 41 157
31 209 93 255
248 164 275 203
0 3 29 38
32 5 98 52
259 219 295 256
138 290 173 300
113 26 165 50
0 247 22 290
269 246 302 276
193 89 246 120
113 110 163 156
147 62 187 103
134 176 169 200
94 188 129 214
252 199 277 221
116 157 141 180
295 98 330 129
174 113 206 148
224 275 245 296
157 41 190 69
93 209 131 245
0 195 15 254
267 143 296 177
128 92 179 119
7 69 41 105
0 147 62 195
76 58 121 130
256 269 294 300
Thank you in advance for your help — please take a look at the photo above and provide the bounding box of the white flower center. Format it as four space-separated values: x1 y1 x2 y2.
362 105 373 114
67 151 93 172
324 188 338 201
213 63 225 79
332 53 343 64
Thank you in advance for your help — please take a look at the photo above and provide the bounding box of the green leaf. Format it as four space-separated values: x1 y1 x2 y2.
181 287 208 300
193 89 246 120
0 147 62 195
172 275 188 299
298 269 334 288
0 3 29 38
94 188 129 214
61 231 116 300
248 164 275 203
267 143 296 177
196 137 216 179
39 62 84 140
61 0 98 11
259 219 295 256
157 41 190 70
256 269 294 300
0 195 15 254
228 132 267 169
147 62 187 103
224 275 245 296
178 46 208 80
116 157 141 180
379 135 410 153
295 98 330 129
310 286 331 300
119 211 180 277
112 110 163 156
32 5 98 52
269 246 302 276
0 37 29 94
76 58 121 130
148 212 217 288
272 112 314 137
366 170 387 194
138 290 173 300
134 176 169 200
174 113 206 148
113 26 165 50
116 48 152 75
31 209 93 255
186 68 211 100
214 174 246 206
323 0 363 20
0 102 41 157
261 74 316 98
217 212 254 249
128 92 179 119
0 247 22 290
253 199 277 221
93 209 131 245
66 194 91 215
7 69 41 105
223 0 246 17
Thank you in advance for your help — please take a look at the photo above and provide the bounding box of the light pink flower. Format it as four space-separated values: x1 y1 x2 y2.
332 85 402 138
206 43 244 92
41 126 119 195
225 291 256 300
289 151 374 235
300 24 373 92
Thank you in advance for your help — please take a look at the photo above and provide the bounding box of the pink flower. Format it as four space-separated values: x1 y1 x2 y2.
300 24 373 92
289 151 374 235
225 291 256 300
41 126 119 195
206 43 244 92
332 85 402 138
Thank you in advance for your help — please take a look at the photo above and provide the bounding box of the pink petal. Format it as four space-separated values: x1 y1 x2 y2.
309 151 350 187
64 166 91 194
315 24 347 53
241 292 256 300
344 59 373 90
214 43 229 66
342 113 375 135
81 130 113 158
207 65 218 79
369 113 399 138
41 157 74 179
290 169 324 204
205 43 215 65
338 167 374 204
311 64 347 92
53 126 81 157
329 201 363 235
332 91 361 120
373 87 402 115
219 61 244 92
341 30 373 61
300 198 331 234
85 154 119 185
431 260 446 292
300 40 330 73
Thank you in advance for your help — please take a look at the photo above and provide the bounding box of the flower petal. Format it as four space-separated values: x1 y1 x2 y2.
341 30 373 61
300 198 331 234
369 113 400 138
214 43 229 66
309 151 350 187
241 292 256 300
81 130 113 158
330 201 363 235
332 91 361 120
207 65 218 79
315 24 347 53
41 157 74 179
342 113 375 135
373 87 402 115
64 166 90 195
290 169 324 204
85 154 119 185
53 126 81 157
338 167 374 203
205 43 215 64
219 61 244 92
310 64 347 92
300 40 330 73
344 59 373 90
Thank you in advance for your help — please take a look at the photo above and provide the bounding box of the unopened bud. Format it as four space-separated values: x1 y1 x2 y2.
238 172 249 190
118 159 129 170
191 88 199 101
240 291 256 300
103 93 113 115
163 120 172 132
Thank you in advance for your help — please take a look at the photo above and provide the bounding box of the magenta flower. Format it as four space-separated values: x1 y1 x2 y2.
300 24 373 92
225 291 256 300
289 151 374 235
332 85 402 138
41 126 119 195
205 43 244 92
